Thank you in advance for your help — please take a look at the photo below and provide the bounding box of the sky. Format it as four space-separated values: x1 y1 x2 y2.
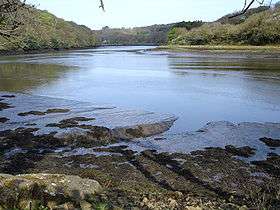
26 0 262 30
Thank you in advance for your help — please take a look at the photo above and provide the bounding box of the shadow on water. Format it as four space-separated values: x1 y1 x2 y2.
0 63 74 92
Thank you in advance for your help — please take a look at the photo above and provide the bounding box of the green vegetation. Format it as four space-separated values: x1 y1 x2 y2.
94 202 109 210
0 8 97 52
156 45 280 53
95 24 174 45
95 21 204 46
169 5 280 46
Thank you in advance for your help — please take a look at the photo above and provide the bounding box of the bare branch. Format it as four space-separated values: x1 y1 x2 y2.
230 0 256 18
229 0 274 18
99 0 105 11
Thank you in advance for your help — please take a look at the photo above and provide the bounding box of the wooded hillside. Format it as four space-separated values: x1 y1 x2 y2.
0 8 97 52
169 4 280 46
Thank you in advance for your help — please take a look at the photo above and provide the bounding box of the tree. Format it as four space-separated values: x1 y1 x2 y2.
0 0 275 38
0 0 27 37
99 0 105 11
98 0 272 17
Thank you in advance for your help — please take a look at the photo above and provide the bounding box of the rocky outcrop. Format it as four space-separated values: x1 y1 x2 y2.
0 92 177 147
0 174 102 210
260 137 280 148
118 121 280 161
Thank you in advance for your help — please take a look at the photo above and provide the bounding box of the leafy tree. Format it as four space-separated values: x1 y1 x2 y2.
172 21 203 30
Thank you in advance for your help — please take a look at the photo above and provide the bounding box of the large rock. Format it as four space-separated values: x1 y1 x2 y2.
0 173 102 210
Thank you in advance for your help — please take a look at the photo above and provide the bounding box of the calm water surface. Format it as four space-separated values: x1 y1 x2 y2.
1 46 280 133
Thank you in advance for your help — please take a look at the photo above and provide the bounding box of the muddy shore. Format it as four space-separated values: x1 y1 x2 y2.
155 45 280 54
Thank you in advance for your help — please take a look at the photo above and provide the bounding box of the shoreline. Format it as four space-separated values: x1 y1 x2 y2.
0 44 157 57
0 45 102 57
1 92 280 209
155 45 280 53
2 45 280 56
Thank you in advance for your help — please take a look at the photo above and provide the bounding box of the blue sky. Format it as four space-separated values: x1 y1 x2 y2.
27 0 262 29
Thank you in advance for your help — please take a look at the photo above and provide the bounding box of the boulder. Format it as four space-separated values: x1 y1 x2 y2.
0 173 102 210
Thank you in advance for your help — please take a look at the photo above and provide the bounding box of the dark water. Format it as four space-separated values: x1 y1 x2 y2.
1 46 280 133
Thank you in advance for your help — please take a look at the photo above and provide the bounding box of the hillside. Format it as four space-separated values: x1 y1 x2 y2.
95 24 174 45
0 8 98 52
168 4 280 46
95 21 205 46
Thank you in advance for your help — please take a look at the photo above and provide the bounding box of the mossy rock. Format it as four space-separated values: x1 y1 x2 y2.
0 174 103 210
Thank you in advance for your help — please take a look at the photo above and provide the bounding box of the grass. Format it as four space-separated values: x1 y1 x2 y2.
155 45 280 53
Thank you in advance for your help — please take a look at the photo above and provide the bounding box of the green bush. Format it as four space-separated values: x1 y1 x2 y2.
21 35 42 50
169 7 280 46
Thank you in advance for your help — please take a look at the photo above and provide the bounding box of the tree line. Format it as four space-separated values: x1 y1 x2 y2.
0 0 274 38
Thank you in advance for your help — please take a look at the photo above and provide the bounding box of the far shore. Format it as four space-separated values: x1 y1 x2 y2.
0 44 156 57
155 45 280 53
0 45 102 56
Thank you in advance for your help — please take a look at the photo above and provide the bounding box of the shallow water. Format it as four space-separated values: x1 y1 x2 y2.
1 46 280 133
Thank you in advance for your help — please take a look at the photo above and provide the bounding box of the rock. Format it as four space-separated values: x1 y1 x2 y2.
251 155 280 177
53 202 75 210
45 108 71 114
219 203 243 210
80 201 93 210
0 173 102 209
185 207 202 210
1 95 15 98
0 102 13 111
18 110 46 116
0 117 9 123
168 198 178 209
239 206 249 210
18 109 71 117
0 92 176 147
225 145 256 158
260 137 280 148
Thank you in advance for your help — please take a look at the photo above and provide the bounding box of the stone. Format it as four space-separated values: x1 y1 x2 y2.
0 92 176 146
1 95 15 98
260 137 280 147
53 202 75 210
220 203 242 210
225 145 256 158
0 174 102 209
168 198 178 209
80 201 93 210
0 117 9 123
185 207 202 210
0 102 13 111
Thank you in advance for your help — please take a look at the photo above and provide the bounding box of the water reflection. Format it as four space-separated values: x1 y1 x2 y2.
168 53 280 108
0 47 279 133
0 63 73 91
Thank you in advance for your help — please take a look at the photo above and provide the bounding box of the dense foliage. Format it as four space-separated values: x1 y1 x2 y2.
169 5 280 46
95 24 174 45
0 8 97 52
172 21 204 30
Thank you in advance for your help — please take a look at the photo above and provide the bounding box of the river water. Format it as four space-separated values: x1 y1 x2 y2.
0 46 280 133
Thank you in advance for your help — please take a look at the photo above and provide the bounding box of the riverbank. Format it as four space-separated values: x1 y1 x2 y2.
0 45 101 56
155 45 280 53
1 92 280 209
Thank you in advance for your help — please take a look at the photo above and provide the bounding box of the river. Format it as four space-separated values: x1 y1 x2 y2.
0 46 280 133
